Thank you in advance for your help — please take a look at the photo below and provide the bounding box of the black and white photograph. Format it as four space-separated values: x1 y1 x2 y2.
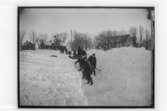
18 7 155 108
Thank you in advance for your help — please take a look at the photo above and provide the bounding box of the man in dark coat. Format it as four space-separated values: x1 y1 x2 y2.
82 59 93 85
75 56 86 72
82 49 87 57
77 46 82 58
75 55 93 85
88 53 96 76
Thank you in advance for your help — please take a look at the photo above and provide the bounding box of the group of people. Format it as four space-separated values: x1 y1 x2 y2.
74 47 97 86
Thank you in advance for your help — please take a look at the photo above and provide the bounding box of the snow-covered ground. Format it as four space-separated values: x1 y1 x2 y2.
85 47 152 106
20 47 152 106
20 50 88 106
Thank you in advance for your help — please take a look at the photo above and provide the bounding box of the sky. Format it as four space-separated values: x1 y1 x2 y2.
20 8 151 40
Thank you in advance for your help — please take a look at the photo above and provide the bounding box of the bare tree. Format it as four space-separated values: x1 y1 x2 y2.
39 33 48 44
145 29 150 41
95 30 113 50
70 31 92 50
145 29 151 49
53 32 67 46
29 31 37 50
30 31 36 44
112 31 117 36
139 25 144 45
20 31 26 50
129 27 137 37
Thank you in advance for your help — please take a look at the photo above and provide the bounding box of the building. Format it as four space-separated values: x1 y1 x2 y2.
96 34 137 50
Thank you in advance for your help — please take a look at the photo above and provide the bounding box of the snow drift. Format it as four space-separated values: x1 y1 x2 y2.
84 47 152 106
20 50 88 106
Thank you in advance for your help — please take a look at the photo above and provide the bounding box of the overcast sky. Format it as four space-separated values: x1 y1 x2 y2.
20 8 151 39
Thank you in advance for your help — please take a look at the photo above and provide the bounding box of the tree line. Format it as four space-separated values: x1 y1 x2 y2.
20 26 153 52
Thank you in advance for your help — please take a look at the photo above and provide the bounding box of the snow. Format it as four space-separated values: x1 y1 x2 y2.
20 50 88 106
85 47 152 106
20 47 152 106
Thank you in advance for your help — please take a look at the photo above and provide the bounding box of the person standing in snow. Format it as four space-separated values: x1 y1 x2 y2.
75 55 93 85
77 46 82 58
75 55 86 72
88 53 97 76
82 58 93 85
82 48 87 57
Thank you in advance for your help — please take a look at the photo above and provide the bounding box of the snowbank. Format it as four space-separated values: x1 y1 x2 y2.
20 50 88 106
84 47 152 106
